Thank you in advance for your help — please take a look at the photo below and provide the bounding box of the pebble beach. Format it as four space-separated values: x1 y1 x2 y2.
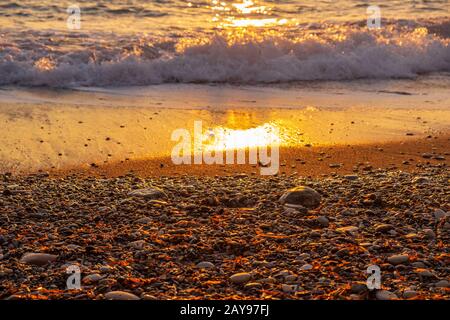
1 0 449 304
1 161 448 300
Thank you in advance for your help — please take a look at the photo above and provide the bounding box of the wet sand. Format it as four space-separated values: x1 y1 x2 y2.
61 134 450 178
0 99 449 175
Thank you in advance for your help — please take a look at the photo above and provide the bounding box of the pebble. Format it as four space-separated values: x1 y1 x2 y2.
416 269 434 277
99 265 114 273
230 273 251 284
20 253 57 266
434 280 449 288
344 175 359 181
434 209 447 220
387 254 409 265
350 283 367 294
196 261 215 269
375 224 393 233
279 186 322 209
411 262 426 268
244 282 263 290
128 187 166 200
412 177 429 184
83 274 103 283
282 284 298 293
104 291 140 300
423 228 435 239
129 240 147 249
300 264 313 271
376 290 398 300
421 153 433 159
316 216 329 227
135 217 152 224
403 290 417 299
336 226 358 233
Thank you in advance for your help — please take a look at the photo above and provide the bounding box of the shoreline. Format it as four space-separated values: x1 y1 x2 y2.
52 134 449 178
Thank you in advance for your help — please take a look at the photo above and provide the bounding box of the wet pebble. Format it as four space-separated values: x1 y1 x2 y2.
387 254 409 265
128 187 166 200
230 273 252 284
196 261 215 269
20 253 57 266
279 186 321 209
104 291 140 300
376 290 398 300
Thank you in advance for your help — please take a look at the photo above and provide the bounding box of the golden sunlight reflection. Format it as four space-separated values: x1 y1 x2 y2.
34 57 55 71
211 0 293 28
201 122 282 152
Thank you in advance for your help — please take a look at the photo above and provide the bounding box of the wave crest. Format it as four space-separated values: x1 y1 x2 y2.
1 25 449 87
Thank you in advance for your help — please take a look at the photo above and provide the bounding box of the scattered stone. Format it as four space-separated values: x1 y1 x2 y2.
230 273 251 284
300 264 313 271
128 187 166 200
416 269 434 278
376 290 398 300
282 284 298 293
336 226 358 233
316 216 329 227
421 153 433 159
434 280 449 288
375 224 393 233
350 283 367 294
135 217 152 224
104 291 140 300
403 290 417 299
129 240 147 249
83 274 103 283
423 229 435 239
196 261 215 269
244 282 263 291
412 177 429 184
142 294 158 300
434 209 447 220
279 186 321 209
387 254 409 265
99 265 114 273
411 262 426 268
20 253 57 266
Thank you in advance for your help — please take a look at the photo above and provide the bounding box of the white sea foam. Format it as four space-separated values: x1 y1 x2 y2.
0 23 449 87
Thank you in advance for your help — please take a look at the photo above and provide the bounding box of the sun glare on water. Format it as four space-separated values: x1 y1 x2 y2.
211 0 293 28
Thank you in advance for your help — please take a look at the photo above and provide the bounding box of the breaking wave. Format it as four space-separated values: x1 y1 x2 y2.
1 23 449 87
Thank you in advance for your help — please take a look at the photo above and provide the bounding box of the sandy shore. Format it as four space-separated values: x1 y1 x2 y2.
59 134 450 178
1 104 449 175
